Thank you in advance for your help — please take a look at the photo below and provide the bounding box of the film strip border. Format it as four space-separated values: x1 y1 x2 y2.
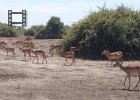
8 10 26 27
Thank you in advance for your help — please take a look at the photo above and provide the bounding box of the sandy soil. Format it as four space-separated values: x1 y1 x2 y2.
0 37 139 100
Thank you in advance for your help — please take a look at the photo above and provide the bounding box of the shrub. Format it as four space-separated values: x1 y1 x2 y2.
62 5 140 60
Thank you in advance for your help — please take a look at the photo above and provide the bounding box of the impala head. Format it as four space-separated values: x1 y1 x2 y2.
102 50 109 55
113 61 123 67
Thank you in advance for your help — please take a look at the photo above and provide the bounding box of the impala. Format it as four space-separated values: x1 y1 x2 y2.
31 49 47 64
13 40 23 47
49 44 61 57
113 61 140 90
1 45 15 59
63 51 75 65
19 48 32 61
102 50 123 66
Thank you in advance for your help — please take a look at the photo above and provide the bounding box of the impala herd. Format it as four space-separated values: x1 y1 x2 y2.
0 39 139 90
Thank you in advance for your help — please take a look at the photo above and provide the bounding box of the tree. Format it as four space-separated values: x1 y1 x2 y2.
25 25 44 36
35 16 65 39
46 16 64 39
0 23 16 37
62 5 140 60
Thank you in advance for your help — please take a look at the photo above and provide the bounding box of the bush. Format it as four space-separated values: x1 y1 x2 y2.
0 26 16 37
62 5 140 60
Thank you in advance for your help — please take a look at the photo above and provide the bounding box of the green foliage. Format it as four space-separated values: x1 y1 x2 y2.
0 23 25 37
0 23 16 37
46 16 64 38
25 25 44 36
35 16 65 39
62 5 140 60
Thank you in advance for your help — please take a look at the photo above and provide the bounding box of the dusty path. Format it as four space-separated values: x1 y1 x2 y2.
0 37 139 100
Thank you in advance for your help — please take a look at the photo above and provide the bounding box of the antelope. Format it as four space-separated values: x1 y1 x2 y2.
13 40 23 47
102 50 123 66
13 41 34 49
31 49 47 64
63 51 75 65
113 61 140 90
49 44 61 57
19 48 32 61
1 45 15 59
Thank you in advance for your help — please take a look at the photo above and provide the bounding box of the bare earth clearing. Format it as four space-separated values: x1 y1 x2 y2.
0 37 139 100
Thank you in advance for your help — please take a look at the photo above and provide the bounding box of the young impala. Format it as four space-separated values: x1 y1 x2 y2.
102 50 123 66
113 61 140 90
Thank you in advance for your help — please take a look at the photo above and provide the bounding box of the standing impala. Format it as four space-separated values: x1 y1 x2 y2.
113 61 140 90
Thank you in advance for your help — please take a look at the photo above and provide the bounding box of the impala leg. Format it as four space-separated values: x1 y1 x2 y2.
49 49 52 57
23 52 26 61
64 57 67 65
73 59 75 65
6 51 8 59
45 56 47 64
106 61 109 67
124 76 128 89
32 55 35 63
27 53 29 61
36 56 39 64
29 54 31 61
110 61 113 67
12 52 15 59
71 59 73 65
66 58 69 64
52 50 53 57
134 75 140 89
71 58 75 65
128 76 130 90
42 56 44 64
42 55 45 64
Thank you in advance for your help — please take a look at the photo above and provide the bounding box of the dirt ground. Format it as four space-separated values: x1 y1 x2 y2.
0 37 139 100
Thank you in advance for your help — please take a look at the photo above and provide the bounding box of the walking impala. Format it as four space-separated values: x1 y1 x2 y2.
31 49 47 64
19 48 32 61
113 61 140 90
1 45 15 59
63 51 75 65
